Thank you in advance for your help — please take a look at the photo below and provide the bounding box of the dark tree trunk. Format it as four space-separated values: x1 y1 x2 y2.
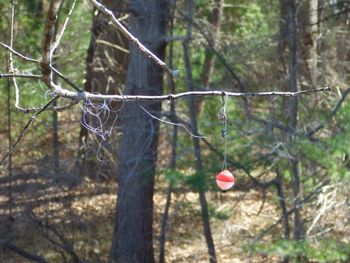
110 0 168 262
6 68 13 215
287 0 303 241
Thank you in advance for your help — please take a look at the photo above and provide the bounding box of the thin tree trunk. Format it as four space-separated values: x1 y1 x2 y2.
196 0 224 114
52 100 59 174
52 25 59 175
110 0 168 262
276 169 290 263
287 0 303 241
7 72 13 215
300 0 318 86
159 3 177 262
201 0 224 87
183 1 217 262
278 0 289 70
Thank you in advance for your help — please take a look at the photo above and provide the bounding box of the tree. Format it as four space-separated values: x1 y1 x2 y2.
109 0 168 261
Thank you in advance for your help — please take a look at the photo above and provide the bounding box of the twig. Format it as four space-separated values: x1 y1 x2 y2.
89 0 177 77
137 101 206 139
306 86 350 136
8 0 20 112
41 0 62 87
251 179 329 245
0 45 83 92
0 73 42 79
0 42 41 63
7 0 33 113
51 0 77 56
0 96 58 166
0 241 49 263
51 67 81 92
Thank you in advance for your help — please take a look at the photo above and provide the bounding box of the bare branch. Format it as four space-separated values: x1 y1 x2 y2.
51 0 77 56
89 0 177 77
41 0 62 87
51 67 81 92
250 179 329 247
0 241 48 263
0 96 58 166
137 101 206 139
0 73 42 79
0 42 41 63
306 86 350 136
53 86 331 102
7 0 32 113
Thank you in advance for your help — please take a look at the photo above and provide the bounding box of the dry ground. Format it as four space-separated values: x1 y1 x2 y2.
0 171 349 262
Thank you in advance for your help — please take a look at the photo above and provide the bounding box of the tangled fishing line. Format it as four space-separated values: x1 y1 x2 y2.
80 96 122 161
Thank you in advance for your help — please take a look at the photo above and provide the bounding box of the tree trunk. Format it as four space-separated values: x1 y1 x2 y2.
276 169 290 263
300 0 318 86
287 0 303 241
6 68 13 215
159 3 177 262
201 0 224 87
183 1 217 261
196 0 224 114
110 0 168 262
52 24 59 176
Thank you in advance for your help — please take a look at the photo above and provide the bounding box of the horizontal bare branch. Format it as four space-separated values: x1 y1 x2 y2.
53 86 331 102
0 73 42 79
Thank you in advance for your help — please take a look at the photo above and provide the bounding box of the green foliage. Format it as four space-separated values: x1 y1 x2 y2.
233 4 269 38
186 170 208 191
208 204 232 220
247 239 350 262
164 169 185 186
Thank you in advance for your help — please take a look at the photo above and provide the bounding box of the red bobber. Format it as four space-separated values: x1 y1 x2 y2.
216 170 235 192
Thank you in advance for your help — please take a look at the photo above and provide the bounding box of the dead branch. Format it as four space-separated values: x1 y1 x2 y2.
0 73 42 79
41 0 62 88
0 241 49 263
89 0 177 76
53 86 331 102
0 96 58 166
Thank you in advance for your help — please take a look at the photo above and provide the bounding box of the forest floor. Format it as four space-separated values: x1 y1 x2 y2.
0 171 348 262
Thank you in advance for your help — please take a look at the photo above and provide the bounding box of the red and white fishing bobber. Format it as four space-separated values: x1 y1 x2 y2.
216 170 235 192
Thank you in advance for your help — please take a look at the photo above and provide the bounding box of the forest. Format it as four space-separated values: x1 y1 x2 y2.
0 0 349 262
